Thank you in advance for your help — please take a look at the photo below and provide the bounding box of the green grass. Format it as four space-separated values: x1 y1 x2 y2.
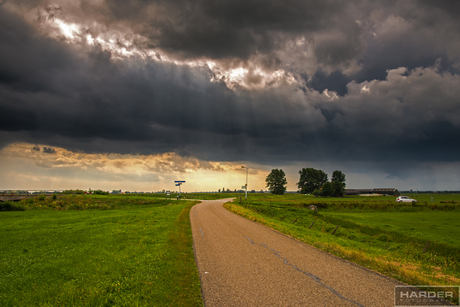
323 211 460 248
225 193 460 289
0 196 202 306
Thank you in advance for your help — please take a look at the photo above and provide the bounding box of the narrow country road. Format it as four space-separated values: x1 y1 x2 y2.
190 199 403 307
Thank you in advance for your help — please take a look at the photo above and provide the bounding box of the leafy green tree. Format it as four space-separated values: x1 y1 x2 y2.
333 181 344 196
312 170 346 197
297 168 328 194
332 170 345 184
331 170 346 196
265 169 287 195
321 181 333 197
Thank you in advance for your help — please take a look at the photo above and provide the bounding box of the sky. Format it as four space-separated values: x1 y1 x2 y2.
1 0 460 192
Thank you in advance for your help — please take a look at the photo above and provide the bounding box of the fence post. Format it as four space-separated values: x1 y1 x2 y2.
331 225 339 235
422 241 431 253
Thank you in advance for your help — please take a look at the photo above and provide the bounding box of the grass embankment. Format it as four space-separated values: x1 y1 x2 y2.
224 194 460 289
0 195 202 306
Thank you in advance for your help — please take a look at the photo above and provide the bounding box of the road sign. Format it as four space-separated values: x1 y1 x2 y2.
174 180 186 183
175 184 181 186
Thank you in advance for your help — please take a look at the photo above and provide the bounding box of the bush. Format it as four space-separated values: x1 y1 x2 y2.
312 189 322 197
0 201 26 211
93 189 109 195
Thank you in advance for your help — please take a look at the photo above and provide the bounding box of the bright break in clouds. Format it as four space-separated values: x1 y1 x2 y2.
1 0 460 191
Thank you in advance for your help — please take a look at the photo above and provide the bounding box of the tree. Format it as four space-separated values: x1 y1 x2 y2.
297 168 328 194
331 170 346 196
332 170 345 183
321 181 333 196
312 170 346 197
265 169 287 195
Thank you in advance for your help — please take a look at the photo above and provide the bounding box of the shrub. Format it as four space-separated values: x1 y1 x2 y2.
0 201 26 211
312 189 322 197
92 189 109 195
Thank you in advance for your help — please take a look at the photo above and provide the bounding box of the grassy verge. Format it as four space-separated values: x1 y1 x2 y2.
169 193 239 200
0 196 202 306
224 194 460 290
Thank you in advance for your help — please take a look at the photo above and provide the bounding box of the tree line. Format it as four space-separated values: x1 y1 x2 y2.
265 168 346 197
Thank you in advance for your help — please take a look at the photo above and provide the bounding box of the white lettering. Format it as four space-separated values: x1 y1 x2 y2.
400 291 409 298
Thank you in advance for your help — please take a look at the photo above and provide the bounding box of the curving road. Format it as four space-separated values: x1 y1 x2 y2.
190 199 403 307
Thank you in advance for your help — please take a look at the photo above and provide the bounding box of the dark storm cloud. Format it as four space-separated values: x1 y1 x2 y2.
1 1 460 180
42 146 56 154
21 0 363 71
102 0 349 60
350 0 460 83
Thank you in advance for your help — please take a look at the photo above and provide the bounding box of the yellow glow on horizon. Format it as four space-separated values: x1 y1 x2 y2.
0 143 269 192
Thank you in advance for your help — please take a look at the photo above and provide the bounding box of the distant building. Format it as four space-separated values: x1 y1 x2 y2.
345 188 399 196
372 188 400 195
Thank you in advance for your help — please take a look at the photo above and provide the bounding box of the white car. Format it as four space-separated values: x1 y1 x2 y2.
396 196 417 203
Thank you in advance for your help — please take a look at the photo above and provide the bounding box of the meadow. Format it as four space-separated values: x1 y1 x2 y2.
0 195 202 306
2 192 459 306
224 193 460 289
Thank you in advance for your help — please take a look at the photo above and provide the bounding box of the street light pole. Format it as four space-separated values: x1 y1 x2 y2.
241 166 248 200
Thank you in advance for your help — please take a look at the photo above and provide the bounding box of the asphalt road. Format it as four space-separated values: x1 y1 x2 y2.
190 199 403 307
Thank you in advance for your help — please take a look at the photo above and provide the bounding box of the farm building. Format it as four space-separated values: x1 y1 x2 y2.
345 188 400 196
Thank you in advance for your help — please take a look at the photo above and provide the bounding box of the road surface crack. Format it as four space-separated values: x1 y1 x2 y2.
245 236 365 307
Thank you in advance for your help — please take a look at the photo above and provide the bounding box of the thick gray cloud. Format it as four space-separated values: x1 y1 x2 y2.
100 0 350 60
1 0 460 182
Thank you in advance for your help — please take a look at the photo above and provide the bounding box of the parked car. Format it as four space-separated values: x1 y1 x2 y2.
396 196 417 203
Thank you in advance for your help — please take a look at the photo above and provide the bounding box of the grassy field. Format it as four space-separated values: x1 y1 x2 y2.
224 193 460 290
0 195 202 306
2 192 458 305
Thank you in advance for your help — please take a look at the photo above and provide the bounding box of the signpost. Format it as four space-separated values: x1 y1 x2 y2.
174 181 186 198
241 166 248 200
